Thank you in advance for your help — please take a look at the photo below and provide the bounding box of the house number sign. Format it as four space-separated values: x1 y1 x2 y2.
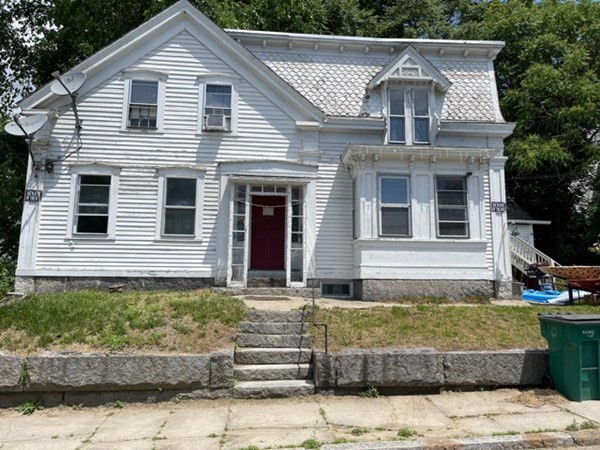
25 190 43 202
491 201 506 213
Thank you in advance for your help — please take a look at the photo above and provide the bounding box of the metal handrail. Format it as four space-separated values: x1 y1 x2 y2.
310 280 328 354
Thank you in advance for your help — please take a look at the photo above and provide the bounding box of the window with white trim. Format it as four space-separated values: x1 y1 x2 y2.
75 175 111 234
197 74 239 134
121 71 167 131
379 176 411 236
128 80 158 128
157 169 204 239
204 84 232 131
388 88 430 145
68 166 120 239
436 176 469 238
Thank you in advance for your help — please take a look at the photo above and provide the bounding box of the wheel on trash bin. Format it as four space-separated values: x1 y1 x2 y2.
541 374 555 389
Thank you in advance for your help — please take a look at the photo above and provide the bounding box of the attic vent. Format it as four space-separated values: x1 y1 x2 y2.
204 114 227 131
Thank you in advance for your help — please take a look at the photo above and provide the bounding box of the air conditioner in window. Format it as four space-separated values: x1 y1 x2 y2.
204 114 227 131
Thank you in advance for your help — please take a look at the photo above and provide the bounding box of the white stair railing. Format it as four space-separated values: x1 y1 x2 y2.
510 234 561 276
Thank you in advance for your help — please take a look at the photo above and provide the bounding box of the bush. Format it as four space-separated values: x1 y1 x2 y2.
0 259 15 298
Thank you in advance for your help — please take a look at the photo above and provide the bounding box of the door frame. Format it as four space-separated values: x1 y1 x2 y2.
226 182 306 288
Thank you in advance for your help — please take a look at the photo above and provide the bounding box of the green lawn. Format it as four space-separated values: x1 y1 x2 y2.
0 289 245 354
1 289 598 354
311 303 600 353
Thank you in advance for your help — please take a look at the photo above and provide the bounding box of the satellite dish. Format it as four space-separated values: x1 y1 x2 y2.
4 114 52 174
4 115 48 137
50 72 86 96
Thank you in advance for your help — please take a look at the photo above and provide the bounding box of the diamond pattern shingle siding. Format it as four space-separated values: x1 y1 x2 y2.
257 52 388 117
254 52 497 121
437 62 496 122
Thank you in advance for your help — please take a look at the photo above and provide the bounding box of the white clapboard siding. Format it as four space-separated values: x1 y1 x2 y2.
315 149 354 279
33 31 304 276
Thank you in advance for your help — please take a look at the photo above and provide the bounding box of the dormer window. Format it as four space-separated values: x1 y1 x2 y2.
389 88 430 145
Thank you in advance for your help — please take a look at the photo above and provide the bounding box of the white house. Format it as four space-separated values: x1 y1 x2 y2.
14 1 515 300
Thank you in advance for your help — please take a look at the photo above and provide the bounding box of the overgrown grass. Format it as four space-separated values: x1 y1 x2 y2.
311 304 600 352
0 289 245 354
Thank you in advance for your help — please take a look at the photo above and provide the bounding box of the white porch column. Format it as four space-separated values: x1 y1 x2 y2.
489 156 512 298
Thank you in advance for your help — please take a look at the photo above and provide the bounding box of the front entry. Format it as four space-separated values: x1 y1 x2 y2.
250 195 286 270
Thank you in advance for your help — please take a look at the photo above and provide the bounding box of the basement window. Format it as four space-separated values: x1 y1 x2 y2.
321 282 352 298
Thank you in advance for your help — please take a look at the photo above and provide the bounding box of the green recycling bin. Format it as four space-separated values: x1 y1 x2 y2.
538 314 600 401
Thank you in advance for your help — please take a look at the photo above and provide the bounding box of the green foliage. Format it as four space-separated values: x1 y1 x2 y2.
0 289 245 352
15 400 44 415
360 385 379 398
565 419 599 431
351 427 370 436
457 0 600 264
0 259 16 298
301 439 321 450
397 427 416 439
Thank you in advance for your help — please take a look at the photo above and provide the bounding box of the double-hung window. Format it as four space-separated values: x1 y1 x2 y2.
68 166 120 239
75 175 111 234
379 176 411 236
436 176 469 237
157 169 204 239
122 70 167 131
197 74 239 134
204 84 232 131
163 178 197 236
128 80 158 129
388 88 430 145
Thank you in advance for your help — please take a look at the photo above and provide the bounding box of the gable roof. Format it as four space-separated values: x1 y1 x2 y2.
20 0 324 122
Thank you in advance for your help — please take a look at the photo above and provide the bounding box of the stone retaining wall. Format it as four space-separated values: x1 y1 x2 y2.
313 348 549 389
0 348 549 406
0 350 233 406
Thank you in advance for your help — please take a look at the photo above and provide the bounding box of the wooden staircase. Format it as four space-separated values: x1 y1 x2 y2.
233 309 315 398
509 234 561 276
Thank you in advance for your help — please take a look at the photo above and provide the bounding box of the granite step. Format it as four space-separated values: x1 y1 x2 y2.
233 379 315 399
236 333 311 348
235 348 313 365
239 321 309 335
243 310 309 323
234 363 313 381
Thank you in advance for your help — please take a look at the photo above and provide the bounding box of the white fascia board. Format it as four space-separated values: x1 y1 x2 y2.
438 121 516 139
20 1 325 123
227 29 505 57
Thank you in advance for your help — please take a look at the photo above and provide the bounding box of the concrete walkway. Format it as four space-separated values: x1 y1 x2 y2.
1 389 600 449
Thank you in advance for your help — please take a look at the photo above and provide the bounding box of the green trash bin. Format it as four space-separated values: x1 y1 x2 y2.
538 314 600 401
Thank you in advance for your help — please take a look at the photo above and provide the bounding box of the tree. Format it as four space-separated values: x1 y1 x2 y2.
456 0 600 264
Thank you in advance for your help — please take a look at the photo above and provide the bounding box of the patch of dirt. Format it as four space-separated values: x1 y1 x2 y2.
512 389 567 407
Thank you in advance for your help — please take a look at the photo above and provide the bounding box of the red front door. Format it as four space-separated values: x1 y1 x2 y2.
251 195 286 270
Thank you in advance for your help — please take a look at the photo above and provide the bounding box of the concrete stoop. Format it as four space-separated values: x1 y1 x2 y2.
233 309 315 398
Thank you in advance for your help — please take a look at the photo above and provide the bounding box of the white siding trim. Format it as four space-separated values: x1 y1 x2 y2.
155 167 205 241
66 165 121 240
121 70 168 132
